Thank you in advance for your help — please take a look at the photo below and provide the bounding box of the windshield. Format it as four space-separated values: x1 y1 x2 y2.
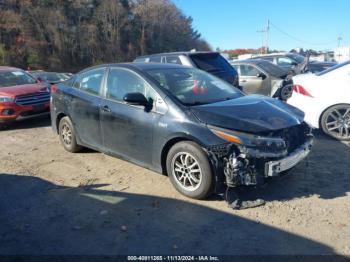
256 60 287 77
316 60 350 76
190 53 234 73
145 68 242 105
0 70 37 87
288 54 305 63
32 72 70 82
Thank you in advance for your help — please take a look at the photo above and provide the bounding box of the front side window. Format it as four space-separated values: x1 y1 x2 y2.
106 68 157 103
0 70 37 87
75 68 105 95
145 68 242 105
240 65 260 76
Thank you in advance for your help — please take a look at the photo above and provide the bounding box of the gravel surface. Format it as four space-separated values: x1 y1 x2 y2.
0 116 349 255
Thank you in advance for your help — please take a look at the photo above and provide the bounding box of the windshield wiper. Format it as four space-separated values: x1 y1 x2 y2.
184 97 235 106
206 69 226 73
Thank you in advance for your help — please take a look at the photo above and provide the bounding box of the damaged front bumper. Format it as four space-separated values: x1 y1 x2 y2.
207 125 313 189
265 139 312 177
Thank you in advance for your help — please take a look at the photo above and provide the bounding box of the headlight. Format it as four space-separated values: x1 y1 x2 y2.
209 125 286 149
0 96 14 103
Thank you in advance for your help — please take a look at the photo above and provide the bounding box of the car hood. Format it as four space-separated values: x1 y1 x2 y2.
309 61 336 66
190 95 305 133
0 83 49 97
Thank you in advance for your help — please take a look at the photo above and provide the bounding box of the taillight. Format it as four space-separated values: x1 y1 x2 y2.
293 84 313 97
51 85 58 93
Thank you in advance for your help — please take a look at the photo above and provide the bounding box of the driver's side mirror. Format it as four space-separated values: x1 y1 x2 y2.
123 92 149 107
256 72 266 79
37 77 44 82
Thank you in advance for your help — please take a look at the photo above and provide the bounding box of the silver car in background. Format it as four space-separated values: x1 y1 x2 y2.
230 59 293 101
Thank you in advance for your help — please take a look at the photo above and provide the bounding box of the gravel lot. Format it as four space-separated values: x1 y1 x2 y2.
0 116 349 255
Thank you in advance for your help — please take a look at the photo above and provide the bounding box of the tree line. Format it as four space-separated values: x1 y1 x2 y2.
0 0 211 72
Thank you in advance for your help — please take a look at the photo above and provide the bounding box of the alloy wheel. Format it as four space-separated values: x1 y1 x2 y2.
324 106 350 139
171 152 202 191
61 123 72 145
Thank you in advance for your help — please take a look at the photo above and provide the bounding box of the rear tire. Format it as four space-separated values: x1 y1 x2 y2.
166 141 213 199
58 116 82 153
320 104 350 141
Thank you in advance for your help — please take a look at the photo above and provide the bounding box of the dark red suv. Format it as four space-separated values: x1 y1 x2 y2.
0 66 50 125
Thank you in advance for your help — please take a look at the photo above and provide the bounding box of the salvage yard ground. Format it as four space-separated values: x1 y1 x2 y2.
0 116 350 255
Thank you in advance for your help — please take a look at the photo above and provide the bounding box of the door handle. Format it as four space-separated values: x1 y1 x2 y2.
240 80 247 83
102 105 111 113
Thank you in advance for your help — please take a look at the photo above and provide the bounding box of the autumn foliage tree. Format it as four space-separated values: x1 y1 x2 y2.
0 0 211 72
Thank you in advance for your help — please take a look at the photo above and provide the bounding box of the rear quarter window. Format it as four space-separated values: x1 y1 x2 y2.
165 56 182 65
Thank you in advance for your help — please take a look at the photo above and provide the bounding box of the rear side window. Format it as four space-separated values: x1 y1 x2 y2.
240 65 260 76
190 53 233 72
106 68 157 103
134 58 147 63
165 56 182 65
149 56 161 63
277 57 294 66
74 68 105 95
260 57 274 62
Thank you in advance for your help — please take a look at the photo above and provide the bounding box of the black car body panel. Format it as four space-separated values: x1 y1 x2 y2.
51 63 313 194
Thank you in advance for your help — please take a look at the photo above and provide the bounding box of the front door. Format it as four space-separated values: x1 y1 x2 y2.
238 64 265 95
100 67 162 166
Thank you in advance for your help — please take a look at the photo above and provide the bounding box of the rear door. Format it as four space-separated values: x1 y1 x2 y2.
70 68 106 149
100 67 163 166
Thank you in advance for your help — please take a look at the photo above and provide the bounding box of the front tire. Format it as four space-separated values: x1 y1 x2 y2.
166 141 213 199
320 104 350 141
58 116 82 153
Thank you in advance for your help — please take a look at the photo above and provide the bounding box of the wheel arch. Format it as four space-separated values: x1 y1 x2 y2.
160 135 206 176
55 112 68 134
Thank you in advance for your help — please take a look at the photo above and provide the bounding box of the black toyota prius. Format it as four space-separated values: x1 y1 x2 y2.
51 63 313 199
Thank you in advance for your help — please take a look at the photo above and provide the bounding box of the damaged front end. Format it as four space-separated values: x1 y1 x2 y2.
207 122 313 189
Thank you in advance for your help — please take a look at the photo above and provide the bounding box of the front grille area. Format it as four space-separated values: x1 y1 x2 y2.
15 92 50 106
277 123 311 153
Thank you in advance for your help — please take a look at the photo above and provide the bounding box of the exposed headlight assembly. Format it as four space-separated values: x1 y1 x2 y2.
209 125 286 149
0 96 14 103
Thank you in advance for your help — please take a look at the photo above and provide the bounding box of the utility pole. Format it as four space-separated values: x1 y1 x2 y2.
337 36 343 47
257 20 270 54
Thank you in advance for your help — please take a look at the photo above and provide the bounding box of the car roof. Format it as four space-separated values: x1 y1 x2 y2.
79 62 191 73
231 59 282 67
253 52 288 57
135 51 219 59
0 66 22 72
231 59 268 65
